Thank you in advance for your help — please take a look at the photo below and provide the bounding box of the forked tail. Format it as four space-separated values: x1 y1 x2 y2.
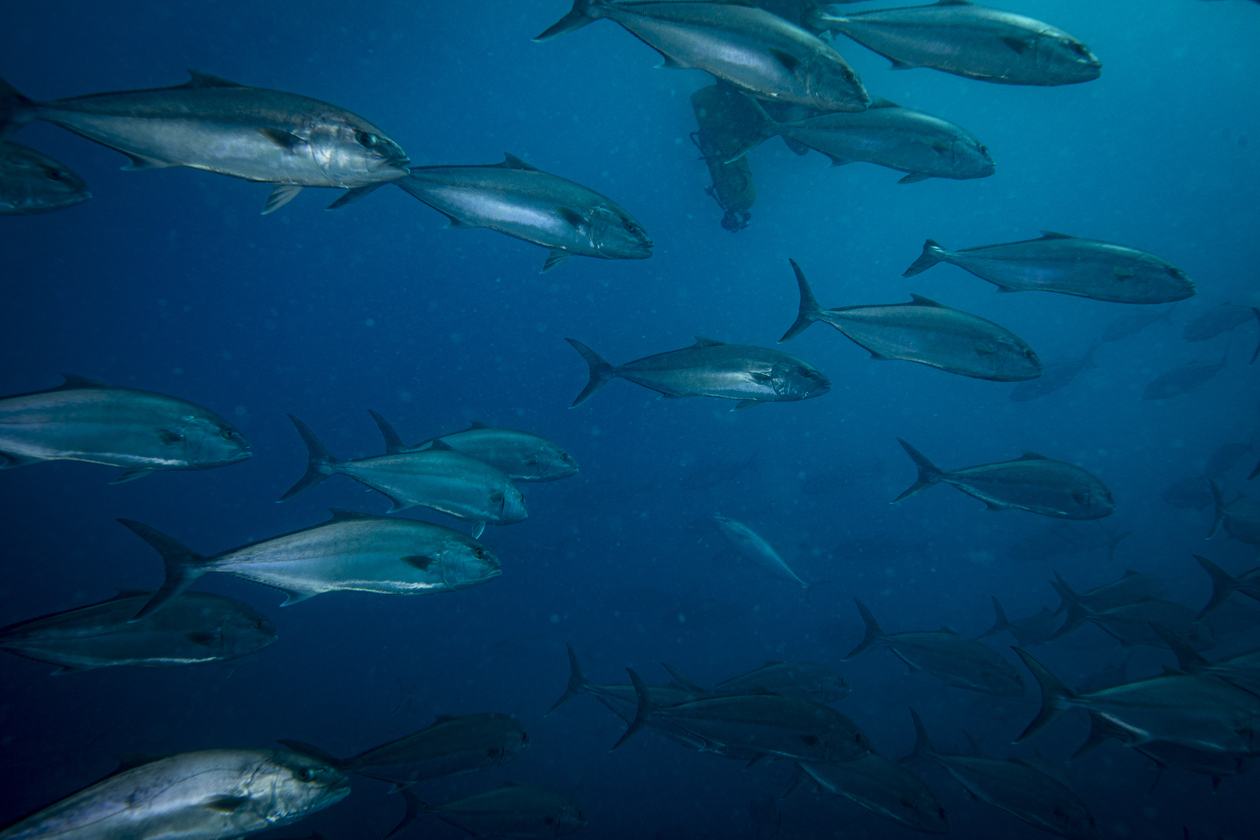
546 643 593 715
902 240 949 277
1012 648 1076 743
843 598 886 660
534 0 602 41
780 259 825 343
279 415 339 501
1195 555 1238 618
565 338 616 408
117 520 209 621
892 440 946 503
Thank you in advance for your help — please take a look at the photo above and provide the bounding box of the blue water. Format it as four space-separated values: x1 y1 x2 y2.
2 1 1259 838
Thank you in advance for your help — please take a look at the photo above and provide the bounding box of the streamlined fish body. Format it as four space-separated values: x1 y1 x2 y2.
800 754 949 834
369 412 577 482
0 141 90 214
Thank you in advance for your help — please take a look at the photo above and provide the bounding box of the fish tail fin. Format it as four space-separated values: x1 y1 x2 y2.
116 519 207 621
843 598 885 660
386 788 430 840
565 338 616 407
723 98 777 163
1150 622 1210 672
533 0 602 41
1208 480 1226 538
1013 648 1075 743
660 663 706 695
892 439 944 503
779 259 824 343
803 578 829 605
0 77 36 142
1195 554 1237 618
1072 713 1122 760
369 410 408 455
1048 572 1088 639
611 668 654 750
978 596 1011 640
547 643 593 715
277 740 343 767
279 415 338 502
901 239 948 277
900 708 935 765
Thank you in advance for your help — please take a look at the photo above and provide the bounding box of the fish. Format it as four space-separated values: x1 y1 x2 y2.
1163 477 1215 510
844 599 1025 695
1195 555 1260 617
368 412 578 483
902 710 1099 840
713 514 817 593
281 416 526 535
1049 588 1215 652
1008 523 1131 563
1050 570 1167 616
1183 303 1260 364
978 597 1060 646
798 754 949 834
679 455 757 490
1100 305 1176 343
733 97 994 183
1015 648 1260 754
902 232 1195 304
1142 355 1228 400
1075 712 1252 792
0 141 90 214
0 71 408 214
119 508 502 620
800 459 886 495
893 439 1115 520
1209 481 1260 554
1009 343 1097 402
535 0 871 112
0 373 249 482
1204 442 1255 478
660 660 851 704
691 84 760 232
1153 623 1260 700
279 713 528 791
0 749 348 840
781 260 1042 381
395 154 652 272
565 336 830 409
0 590 276 674
391 783 586 840
813 0 1102 86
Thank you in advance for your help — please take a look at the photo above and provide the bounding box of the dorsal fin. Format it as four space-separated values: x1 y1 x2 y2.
468 421 492 430
1019 451 1050 460
57 373 110 389
183 70 245 88
426 439 455 451
498 153 538 171
1039 231 1075 240
909 294 945 307
868 97 900 109
691 337 725 348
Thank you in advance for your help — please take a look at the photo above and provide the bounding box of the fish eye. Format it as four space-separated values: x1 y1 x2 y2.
220 427 235 440
474 548 486 559
42 167 65 182
295 768 315 782
356 131 378 148
622 220 636 233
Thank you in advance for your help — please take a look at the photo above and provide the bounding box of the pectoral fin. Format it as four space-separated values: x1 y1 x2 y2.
278 588 318 607
733 399 762 410
184 631 219 647
258 128 308 152
655 53 690 69
472 521 486 539
402 555 435 571
203 796 251 814
0 451 42 469
898 172 932 184
121 152 173 171
326 183 383 210
542 249 571 273
262 184 303 215
110 469 154 484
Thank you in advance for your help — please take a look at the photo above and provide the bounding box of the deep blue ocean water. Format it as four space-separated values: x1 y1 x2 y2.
2 1 1259 838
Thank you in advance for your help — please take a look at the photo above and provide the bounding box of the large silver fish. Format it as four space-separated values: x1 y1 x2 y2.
814 0 1102 86
0 749 348 840
799 754 949 834
0 373 249 482
903 232 1195 304
565 336 831 409
391 784 586 840
369 411 578 482
1049 588 1215 651
0 142 90 214
844 599 1025 695
894 439 1114 520
394 154 652 272
713 514 816 592
0 590 276 674
536 0 870 111
1209 483 1260 554
281 415 527 535
781 260 1040 381
120 509 501 620
0 71 409 214
662 659 850 703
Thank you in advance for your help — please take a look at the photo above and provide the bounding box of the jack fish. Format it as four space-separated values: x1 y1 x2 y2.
799 754 949 834
1197 555 1260 617
0 141 90 214
1143 354 1228 400
713 514 816 592
978 597 1059 646
392 784 586 840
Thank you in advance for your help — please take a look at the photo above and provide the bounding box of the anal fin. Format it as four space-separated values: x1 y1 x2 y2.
262 184 303 215
542 248 571 273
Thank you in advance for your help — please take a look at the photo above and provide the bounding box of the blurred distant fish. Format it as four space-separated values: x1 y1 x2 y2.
392 784 586 840
691 84 758 232
903 233 1195 304
893 439 1115 520
812 1 1102 85
1050 584 1215 651
565 336 831 409
1209 481 1260 554
0 590 276 673
1008 522 1130 563
714 514 817 593
1205 442 1255 478
661 659 850 703
395 154 652 272
0 141 89 214
800 459 885 495
535 0 871 112
1100 305 1175 343
0 71 408 213
1143 354 1228 400
1163 477 1215 510
798 753 949 834
781 260 1042 381
1184 303 1260 364
1050 570 1166 617
0 374 249 483
978 597 1058 646
1009 343 1097 402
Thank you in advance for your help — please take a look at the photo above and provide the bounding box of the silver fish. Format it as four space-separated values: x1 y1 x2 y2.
369 412 578 483
814 0 1102 86
565 336 830 409
395 154 651 272
845 599 1025 695
782 260 1041 381
0 71 409 214
713 514 816 592
536 0 870 112
1143 355 1228 400
0 373 249 483
978 597 1059 646
281 415 527 534
0 590 276 673
894 439 1114 520
799 754 949 834
392 784 586 840
1050 591 1215 652
0 141 89 214
120 508 501 620
661 659 850 703
0 749 348 840
903 232 1195 304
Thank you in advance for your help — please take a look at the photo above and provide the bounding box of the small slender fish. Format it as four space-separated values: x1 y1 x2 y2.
903 232 1195 304
0 141 89 214
713 514 816 593
369 412 578 482
799 754 949 834
391 784 587 840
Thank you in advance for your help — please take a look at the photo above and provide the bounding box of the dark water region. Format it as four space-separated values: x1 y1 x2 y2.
1 1 1259 839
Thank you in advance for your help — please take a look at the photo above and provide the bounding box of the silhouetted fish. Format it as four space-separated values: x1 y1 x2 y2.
0 141 89 214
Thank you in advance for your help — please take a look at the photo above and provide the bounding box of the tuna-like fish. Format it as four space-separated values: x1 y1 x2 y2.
565 336 830 409
1154 622 1260 699
978 597 1059 646
1050 587 1215 652
1196 555 1260 617
0 71 408 213
536 0 870 112
781 260 1041 381
0 374 249 482
0 749 348 840
392 784 586 840
120 509 501 620
798 753 949 834
1209 481 1260 554
0 590 276 673
713 514 816 593
661 660 850 704
1074 711 1252 792
0 141 90 214
1100 305 1175 343
893 439 1114 520
1205 442 1255 478
1143 354 1228 400
280 713 528 791
395 154 651 272
813 0 1102 86
903 710 1098 840
281 416 526 535
1009 343 1097 402
1184 303 1260 364
902 232 1195 304
369 412 578 483
844 599 1025 695
1050 569 1167 616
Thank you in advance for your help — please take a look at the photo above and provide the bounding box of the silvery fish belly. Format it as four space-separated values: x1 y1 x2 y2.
0 374 249 477
337 450 527 524
0 749 348 840
369 413 578 483
622 341 829 402
0 142 90 214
